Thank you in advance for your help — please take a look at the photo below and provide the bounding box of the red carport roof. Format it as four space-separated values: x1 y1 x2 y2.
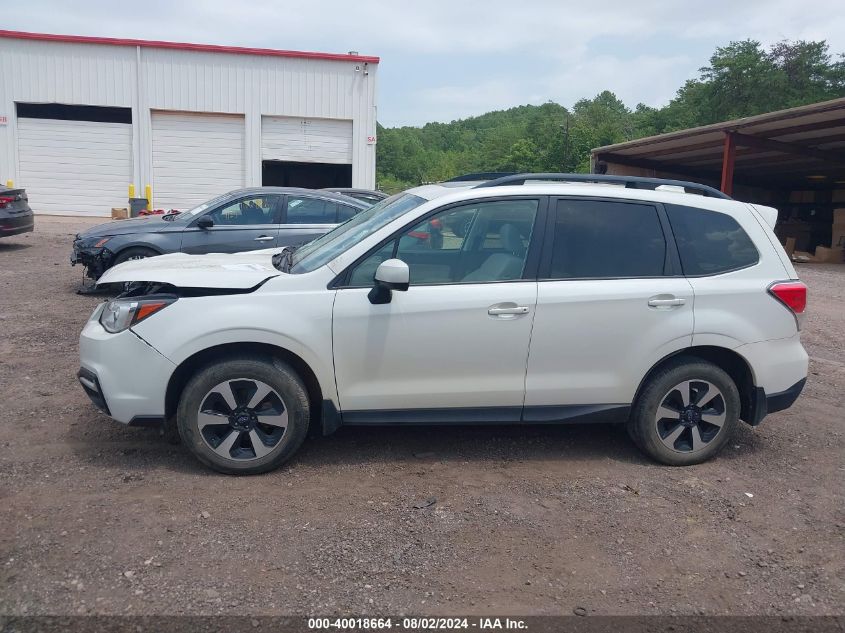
0 29 379 64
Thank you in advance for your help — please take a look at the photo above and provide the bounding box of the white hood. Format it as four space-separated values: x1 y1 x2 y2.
97 250 282 288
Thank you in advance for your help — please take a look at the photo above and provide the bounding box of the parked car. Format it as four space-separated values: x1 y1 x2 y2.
320 187 388 205
79 173 808 475
0 186 34 238
71 188 369 279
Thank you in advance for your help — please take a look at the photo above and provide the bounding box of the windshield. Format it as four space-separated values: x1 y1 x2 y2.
181 192 233 217
289 193 426 274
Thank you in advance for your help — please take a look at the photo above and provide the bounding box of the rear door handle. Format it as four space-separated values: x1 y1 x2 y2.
254 235 275 242
648 296 685 308
488 304 530 316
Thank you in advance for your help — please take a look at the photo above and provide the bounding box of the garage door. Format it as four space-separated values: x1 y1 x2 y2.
152 112 245 210
261 117 352 164
17 118 133 216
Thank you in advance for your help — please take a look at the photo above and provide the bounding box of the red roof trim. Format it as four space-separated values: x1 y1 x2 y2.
0 29 380 64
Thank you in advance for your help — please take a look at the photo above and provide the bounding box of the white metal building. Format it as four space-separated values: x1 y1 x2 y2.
0 30 379 216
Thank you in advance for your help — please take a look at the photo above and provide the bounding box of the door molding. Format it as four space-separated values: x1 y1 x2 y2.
340 404 630 426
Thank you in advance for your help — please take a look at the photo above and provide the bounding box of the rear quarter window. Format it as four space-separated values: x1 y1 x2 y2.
666 204 759 276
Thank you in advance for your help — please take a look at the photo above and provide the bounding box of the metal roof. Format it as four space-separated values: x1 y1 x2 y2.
592 98 845 190
0 29 379 64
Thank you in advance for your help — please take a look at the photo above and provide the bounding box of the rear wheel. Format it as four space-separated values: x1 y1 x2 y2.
628 358 739 466
176 357 310 475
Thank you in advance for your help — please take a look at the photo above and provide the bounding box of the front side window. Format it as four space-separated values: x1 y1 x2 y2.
665 204 759 275
290 193 426 274
548 199 666 279
205 195 278 226
285 196 337 224
347 199 539 286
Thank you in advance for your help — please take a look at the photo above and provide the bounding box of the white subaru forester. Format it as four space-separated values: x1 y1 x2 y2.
79 174 808 474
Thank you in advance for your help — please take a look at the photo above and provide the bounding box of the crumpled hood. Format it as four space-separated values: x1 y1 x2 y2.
97 250 282 288
77 215 182 238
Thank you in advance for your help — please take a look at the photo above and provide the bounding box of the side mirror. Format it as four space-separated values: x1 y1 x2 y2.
197 216 214 229
368 259 409 304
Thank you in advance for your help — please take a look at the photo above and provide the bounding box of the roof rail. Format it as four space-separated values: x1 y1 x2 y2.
445 172 516 182
473 173 731 199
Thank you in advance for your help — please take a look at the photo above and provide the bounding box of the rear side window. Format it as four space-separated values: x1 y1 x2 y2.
666 204 758 275
337 203 363 222
285 197 336 224
548 199 666 279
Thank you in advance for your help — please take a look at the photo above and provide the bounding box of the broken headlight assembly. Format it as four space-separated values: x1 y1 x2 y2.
76 235 113 250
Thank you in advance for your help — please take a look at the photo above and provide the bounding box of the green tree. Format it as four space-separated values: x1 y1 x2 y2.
375 39 845 189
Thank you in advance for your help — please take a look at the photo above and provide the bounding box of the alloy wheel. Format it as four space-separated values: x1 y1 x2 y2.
654 380 727 454
196 378 288 461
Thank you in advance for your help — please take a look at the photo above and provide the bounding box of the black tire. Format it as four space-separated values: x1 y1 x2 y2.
112 246 159 267
628 357 739 466
176 356 310 475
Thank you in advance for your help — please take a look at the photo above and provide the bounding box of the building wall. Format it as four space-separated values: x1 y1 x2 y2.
0 37 377 211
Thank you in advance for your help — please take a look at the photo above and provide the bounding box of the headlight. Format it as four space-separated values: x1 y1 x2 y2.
77 236 112 249
99 297 176 333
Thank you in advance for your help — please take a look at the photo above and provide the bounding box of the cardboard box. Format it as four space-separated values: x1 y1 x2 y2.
111 207 129 220
775 221 812 252
834 208 845 224
783 237 796 258
814 246 845 263
832 224 845 248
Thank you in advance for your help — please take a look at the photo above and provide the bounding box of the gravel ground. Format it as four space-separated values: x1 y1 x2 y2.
0 216 843 617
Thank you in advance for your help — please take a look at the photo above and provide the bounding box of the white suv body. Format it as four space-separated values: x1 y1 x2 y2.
79 175 808 474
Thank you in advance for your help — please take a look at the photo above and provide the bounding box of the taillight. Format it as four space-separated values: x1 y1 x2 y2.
769 281 807 328
0 196 14 209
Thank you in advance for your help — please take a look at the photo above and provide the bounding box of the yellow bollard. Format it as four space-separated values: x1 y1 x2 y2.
145 184 152 208
128 184 136 198
6 180 13 188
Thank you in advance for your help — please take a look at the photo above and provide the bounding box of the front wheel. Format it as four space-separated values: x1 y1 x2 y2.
176 357 310 475
628 358 740 466
112 246 159 267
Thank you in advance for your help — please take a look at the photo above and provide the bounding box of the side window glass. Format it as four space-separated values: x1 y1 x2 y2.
549 199 666 279
337 204 362 223
206 196 276 226
666 204 759 275
348 241 395 286
286 197 336 224
345 199 539 286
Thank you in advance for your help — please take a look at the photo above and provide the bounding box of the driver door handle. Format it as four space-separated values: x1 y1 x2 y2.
648 296 685 307
488 304 530 316
254 235 275 242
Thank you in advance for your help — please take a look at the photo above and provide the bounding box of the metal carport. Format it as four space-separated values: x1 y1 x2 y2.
591 98 845 254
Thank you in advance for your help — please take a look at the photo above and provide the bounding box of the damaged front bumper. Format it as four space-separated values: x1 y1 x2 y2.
71 240 114 280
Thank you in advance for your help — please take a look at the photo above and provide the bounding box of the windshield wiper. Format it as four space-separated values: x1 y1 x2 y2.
162 211 182 222
271 245 298 272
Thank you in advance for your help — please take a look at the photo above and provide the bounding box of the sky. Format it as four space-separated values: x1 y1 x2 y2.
4 0 844 127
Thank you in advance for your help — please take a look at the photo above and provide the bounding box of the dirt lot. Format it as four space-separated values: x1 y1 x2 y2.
0 216 843 617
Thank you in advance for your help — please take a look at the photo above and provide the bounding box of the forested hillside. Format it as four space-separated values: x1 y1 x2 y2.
376 40 845 192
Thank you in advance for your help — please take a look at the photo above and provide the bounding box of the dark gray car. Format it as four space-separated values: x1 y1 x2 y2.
71 187 369 279
319 188 388 205
0 186 34 238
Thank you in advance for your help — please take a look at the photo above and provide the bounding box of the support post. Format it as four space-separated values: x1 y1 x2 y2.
720 131 736 196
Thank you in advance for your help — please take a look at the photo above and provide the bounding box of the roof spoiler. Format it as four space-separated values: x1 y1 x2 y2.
473 173 732 199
